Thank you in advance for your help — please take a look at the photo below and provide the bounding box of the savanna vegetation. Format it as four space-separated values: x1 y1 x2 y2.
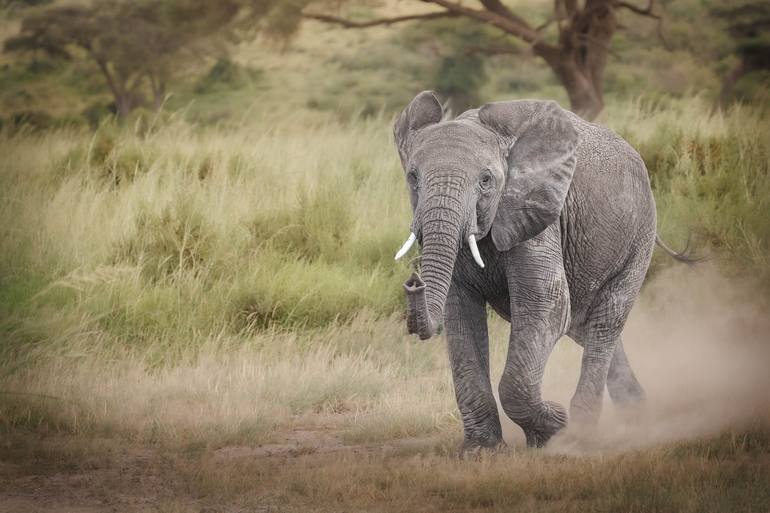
1 0 769 512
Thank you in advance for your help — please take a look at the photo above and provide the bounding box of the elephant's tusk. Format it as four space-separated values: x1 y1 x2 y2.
468 234 485 268
394 232 417 260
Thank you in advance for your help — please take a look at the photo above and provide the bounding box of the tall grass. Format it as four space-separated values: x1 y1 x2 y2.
0 113 412 350
0 96 768 446
0 314 457 448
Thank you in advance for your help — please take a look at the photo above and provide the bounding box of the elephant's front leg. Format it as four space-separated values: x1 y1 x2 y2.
444 283 503 452
498 228 570 448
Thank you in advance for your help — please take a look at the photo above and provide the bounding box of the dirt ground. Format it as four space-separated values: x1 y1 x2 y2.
1 427 448 513
3 419 770 513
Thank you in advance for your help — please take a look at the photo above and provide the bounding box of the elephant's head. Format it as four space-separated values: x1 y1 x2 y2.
394 91 580 340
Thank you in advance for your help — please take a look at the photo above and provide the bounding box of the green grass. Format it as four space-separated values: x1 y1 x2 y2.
0 112 412 351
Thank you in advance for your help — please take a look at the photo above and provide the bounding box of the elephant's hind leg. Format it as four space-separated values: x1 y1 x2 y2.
606 338 646 407
570 248 650 425
569 334 617 425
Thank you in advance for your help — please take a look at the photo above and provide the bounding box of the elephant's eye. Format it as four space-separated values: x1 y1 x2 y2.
480 171 493 190
407 170 419 189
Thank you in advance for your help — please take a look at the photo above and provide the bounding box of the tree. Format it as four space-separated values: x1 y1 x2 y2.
711 1 770 108
301 0 668 119
4 1 244 117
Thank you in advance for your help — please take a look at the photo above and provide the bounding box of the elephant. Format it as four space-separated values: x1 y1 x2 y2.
392 91 690 451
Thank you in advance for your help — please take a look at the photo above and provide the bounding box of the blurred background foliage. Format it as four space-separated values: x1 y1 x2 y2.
0 0 767 127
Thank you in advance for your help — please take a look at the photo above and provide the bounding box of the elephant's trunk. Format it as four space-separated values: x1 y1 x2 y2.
404 272 432 339
404 197 463 340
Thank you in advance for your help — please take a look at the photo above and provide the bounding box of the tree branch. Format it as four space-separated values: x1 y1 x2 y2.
479 0 533 29
306 1 559 54
614 0 658 18
566 0 579 17
536 16 556 31
614 0 672 50
301 10 458 28
421 0 553 48
554 0 577 22
86 47 122 100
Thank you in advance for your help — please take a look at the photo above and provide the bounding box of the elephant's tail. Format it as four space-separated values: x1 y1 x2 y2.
655 235 703 264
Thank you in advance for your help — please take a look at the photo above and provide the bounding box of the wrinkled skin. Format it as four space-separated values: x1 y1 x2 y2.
395 91 654 450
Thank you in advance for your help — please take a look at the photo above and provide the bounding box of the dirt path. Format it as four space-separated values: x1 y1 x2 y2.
0 428 443 513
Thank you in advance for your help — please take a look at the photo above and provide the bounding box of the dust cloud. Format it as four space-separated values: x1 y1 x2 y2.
501 263 770 454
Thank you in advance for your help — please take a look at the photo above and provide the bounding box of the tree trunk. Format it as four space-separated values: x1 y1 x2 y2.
535 45 604 120
532 0 615 120
717 57 747 110
115 94 134 119
553 57 604 120
92 56 130 119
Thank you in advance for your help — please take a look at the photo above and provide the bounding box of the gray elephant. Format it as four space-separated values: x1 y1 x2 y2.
393 91 688 451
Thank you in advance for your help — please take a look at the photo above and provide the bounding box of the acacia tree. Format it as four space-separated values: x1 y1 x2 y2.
4 1 245 117
302 0 667 119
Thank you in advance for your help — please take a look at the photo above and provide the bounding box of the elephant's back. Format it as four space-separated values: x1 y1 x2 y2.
561 114 656 320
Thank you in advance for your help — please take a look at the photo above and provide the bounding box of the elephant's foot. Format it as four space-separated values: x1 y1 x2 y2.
459 438 507 460
521 401 568 448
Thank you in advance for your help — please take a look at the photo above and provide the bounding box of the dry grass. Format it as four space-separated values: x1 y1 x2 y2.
2 422 768 513
0 314 457 449
186 428 770 513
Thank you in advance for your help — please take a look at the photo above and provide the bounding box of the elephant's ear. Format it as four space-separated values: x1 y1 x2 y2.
479 100 579 251
393 90 443 169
